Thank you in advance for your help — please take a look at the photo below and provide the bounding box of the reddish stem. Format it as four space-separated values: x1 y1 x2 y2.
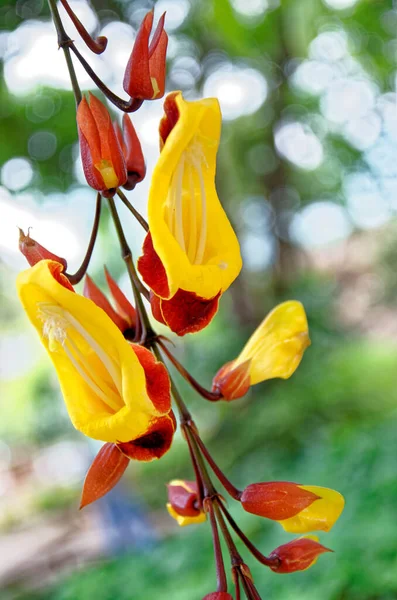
206 500 228 593
66 193 101 284
158 340 222 402
193 432 242 501
60 0 107 54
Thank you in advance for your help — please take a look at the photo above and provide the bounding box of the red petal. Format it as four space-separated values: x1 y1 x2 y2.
19 229 68 270
123 11 153 99
84 274 129 332
76 96 101 164
159 92 179 148
167 480 201 517
47 260 74 291
269 538 332 574
78 129 105 191
130 344 171 414
212 359 251 401
80 443 129 508
150 291 166 325
148 12 167 98
122 114 146 184
241 482 320 520
104 267 136 328
160 289 221 336
137 232 170 298
117 413 176 461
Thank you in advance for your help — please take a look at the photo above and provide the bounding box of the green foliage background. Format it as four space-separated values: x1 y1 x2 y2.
1 0 397 599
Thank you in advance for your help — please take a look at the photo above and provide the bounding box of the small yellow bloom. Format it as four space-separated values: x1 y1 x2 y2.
212 301 310 399
17 260 171 445
279 486 345 534
166 478 206 526
166 503 207 527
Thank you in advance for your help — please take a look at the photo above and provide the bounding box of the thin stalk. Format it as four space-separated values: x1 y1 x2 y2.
47 0 82 105
207 501 228 593
117 188 149 232
193 433 242 501
107 196 152 344
212 500 244 569
70 44 142 113
158 340 222 402
66 193 102 285
217 501 277 569
60 0 107 54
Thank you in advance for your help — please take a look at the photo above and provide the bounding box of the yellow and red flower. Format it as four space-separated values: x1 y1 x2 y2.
166 479 206 526
123 10 168 101
268 536 331 574
17 260 175 461
77 93 127 194
212 301 310 400
241 482 344 533
138 92 242 336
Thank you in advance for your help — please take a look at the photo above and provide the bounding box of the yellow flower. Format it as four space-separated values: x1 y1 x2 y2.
278 486 345 534
212 301 310 400
138 91 242 335
17 260 173 453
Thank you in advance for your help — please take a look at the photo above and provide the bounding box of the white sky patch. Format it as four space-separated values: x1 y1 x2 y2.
321 78 377 124
241 232 274 271
1 158 34 191
344 111 382 151
275 122 324 170
309 31 348 62
322 0 359 9
292 60 340 95
291 201 352 248
203 65 267 120
230 0 274 18
154 0 190 31
344 172 391 229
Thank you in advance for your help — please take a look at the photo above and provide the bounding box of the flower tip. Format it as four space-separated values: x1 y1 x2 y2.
212 359 251 401
269 536 332 574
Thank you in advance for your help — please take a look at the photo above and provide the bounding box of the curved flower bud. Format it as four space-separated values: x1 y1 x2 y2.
114 115 146 190
202 594 234 600
83 268 136 337
166 479 206 526
212 301 310 399
138 92 242 335
123 11 168 101
241 482 344 533
268 536 332 574
17 260 174 459
18 228 67 269
77 93 127 194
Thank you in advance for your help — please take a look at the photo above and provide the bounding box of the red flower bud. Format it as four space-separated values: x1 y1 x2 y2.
212 359 251 401
114 115 146 190
268 536 332 574
77 93 127 194
18 228 68 269
241 482 319 521
80 443 129 509
202 594 234 600
166 479 206 526
123 11 168 101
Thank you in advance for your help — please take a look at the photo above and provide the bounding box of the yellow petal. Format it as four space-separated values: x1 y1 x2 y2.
278 486 345 534
166 503 206 527
235 300 310 385
148 92 242 299
17 260 159 443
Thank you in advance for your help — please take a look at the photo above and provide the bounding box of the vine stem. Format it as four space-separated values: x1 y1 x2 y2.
66 193 102 284
117 188 149 232
192 432 242 501
107 196 152 343
207 500 228 593
47 0 82 105
158 339 222 402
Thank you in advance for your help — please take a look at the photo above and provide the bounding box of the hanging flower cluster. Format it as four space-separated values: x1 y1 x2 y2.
16 3 345 598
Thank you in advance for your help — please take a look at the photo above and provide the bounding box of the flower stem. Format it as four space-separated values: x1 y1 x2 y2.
107 196 152 344
66 193 101 285
158 339 222 402
192 432 242 501
207 500 228 593
47 0 82 105
59 0 107 54
116 189 149 232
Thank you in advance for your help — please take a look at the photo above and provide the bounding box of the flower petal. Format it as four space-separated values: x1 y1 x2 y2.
117 412 176 461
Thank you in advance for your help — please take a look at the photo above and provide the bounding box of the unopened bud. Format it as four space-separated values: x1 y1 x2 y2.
268 536 332 574
241 482 319 520
166 479 206 526
212 359 251 401
18 228 67 269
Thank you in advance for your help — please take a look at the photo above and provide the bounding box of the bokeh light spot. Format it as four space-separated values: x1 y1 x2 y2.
1 158 34 191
